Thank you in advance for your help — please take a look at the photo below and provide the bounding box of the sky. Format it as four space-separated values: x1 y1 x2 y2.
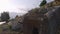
0 0 54 13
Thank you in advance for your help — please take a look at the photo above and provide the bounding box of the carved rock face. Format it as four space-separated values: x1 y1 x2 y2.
23 7 49 34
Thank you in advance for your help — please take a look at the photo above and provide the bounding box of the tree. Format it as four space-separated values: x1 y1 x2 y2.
1 12 10 22
39 0 47 7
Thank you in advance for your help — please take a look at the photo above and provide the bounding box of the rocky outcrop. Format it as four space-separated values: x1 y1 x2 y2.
8 16 23 32
23 7 48 34
46 6 60 34
23 4 60 34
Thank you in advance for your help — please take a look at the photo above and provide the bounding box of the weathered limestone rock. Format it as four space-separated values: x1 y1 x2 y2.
8 16 23 32
23 6 60 34
45 6 60 34
41 0 60 9
23 0 60 34
23 8 48 34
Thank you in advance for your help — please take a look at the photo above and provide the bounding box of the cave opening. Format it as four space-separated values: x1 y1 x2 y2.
32 27 39 34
